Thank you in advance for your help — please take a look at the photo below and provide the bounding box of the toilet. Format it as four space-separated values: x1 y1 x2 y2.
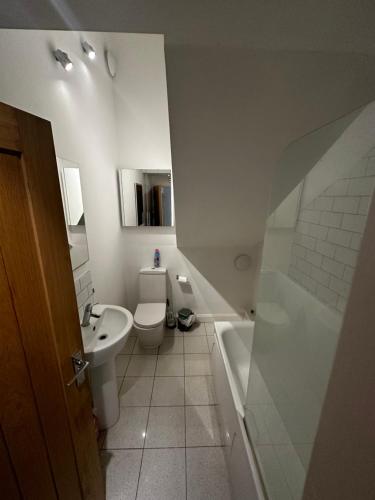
134 267 167 348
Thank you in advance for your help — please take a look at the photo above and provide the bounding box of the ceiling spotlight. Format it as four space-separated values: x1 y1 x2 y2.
54 49 73 71
82 41 96 60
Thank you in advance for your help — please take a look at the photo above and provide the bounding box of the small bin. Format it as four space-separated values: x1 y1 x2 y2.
177 308 196 331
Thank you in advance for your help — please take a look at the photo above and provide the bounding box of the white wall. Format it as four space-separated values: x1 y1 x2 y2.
260 101 375 315
110 34 172 172
0 29 241 318
166 45 375 312
273 107 363 211
289 143 375 314
0 29 128 306
301 103 375 208
109 34 242 317
2 29 375 319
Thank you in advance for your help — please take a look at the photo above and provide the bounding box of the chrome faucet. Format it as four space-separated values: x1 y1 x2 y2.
81 303 100 327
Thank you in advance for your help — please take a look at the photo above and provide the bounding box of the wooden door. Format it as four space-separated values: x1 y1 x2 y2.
0 250 57 499
0 102 104 499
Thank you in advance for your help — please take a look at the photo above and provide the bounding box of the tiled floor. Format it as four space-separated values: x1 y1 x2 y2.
100 322 232 500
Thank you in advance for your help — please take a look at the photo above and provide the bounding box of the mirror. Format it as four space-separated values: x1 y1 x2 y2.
118 169 174 227
57 158 89 270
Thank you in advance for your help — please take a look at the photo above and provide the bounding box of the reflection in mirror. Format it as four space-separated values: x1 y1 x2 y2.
245 102 375 500
118 169 174 227
57 158 89 270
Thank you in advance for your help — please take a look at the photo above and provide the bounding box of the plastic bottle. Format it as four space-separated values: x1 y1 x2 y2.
154 248 160 268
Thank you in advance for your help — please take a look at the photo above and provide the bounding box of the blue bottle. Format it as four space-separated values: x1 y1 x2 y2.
154 248 160 268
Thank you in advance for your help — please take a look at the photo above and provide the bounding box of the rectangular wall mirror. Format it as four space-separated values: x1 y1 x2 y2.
57 158 89 270
118 168 174 227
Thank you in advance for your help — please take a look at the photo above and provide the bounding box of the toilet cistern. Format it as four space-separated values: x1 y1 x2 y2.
134 266 167 348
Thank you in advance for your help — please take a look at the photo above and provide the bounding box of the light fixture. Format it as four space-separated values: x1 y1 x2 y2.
105 50 117 78
54 49 73 71
82 40 96 60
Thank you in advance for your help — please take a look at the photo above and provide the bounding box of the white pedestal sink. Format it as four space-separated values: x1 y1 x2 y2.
81 304 133 429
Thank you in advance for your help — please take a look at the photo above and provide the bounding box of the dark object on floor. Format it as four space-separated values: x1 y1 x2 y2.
177 308 196 331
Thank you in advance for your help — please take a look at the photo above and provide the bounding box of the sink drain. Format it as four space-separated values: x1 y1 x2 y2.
99 334 108 340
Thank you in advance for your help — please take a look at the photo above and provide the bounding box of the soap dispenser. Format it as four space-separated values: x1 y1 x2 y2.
154 248 160 268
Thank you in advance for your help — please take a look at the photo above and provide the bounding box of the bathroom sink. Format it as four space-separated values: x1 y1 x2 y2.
80 304 133 430
81 304 133 368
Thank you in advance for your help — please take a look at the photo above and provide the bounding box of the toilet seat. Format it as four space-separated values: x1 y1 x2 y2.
134 302 166 329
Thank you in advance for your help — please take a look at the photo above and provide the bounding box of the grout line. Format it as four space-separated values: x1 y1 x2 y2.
134 369 156 499
183 330 188 500
117 375 125 394
109 336 219 499
102 444 225 451
120 403 219 408
120 373 211 378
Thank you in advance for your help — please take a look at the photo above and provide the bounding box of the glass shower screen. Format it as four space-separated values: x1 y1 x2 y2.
245 102 375 500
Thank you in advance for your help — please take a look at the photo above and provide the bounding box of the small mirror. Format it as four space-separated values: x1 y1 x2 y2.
118 169 174 227
57 158 89 270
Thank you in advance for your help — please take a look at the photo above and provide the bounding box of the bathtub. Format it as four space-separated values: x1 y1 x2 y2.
211 270 342 500
211 319 264 500
215 321 254 418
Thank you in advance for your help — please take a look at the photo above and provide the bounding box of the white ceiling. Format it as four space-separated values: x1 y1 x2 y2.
1 0 375 54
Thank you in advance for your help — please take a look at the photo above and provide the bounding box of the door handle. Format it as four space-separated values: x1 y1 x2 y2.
66 351 89 387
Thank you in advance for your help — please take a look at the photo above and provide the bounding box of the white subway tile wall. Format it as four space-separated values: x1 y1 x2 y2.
288 153 375 314
74 270 95 320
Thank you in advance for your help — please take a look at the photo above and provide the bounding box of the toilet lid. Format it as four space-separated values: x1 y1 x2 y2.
134 303 166 328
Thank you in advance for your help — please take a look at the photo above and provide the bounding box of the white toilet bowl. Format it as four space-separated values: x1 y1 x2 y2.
134 302 166 348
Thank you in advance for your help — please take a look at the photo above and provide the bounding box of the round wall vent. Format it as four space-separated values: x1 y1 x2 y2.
234 254 252 271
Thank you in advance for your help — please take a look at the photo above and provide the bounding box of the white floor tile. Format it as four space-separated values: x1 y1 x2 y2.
159 336 184 354
185 323 206 336
126 355 157 376
137 448 186 500
101 449 142 500
184 354 212 376
120 336 136 354
133 339 158 355
145 406 185 448
185 406 222 447
151 377 185 406
115 355 130 376
156 354 184 376
103 407 149 449
119 377 154 407
184 336 209 354
185 376 216 405
207 336 215 353
204 323 215 334
186 447 232 500
165 327 185 337
116 377 124 393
